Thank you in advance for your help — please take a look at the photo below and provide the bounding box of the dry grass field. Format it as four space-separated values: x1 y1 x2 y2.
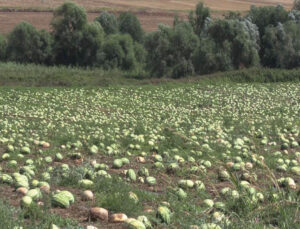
0 0 294 33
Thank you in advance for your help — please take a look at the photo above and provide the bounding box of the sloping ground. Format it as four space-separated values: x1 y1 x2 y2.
0 0 293 34
0 10 182 33
0 0 293 12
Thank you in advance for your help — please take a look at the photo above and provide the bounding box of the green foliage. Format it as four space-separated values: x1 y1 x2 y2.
293 0 300 10
133 42 147 64
224 11 242 20
51 2 88 65
188 2 210 36
262 21 300 68
192 38 233 74
2 1 300 78
145 22 198 78
51 2 87 33
0 34 6 61
119 12 144 42
0 200 80 229
193 19 259 74
80 22 105 66
206 67 300 83
93 176 151 216
0 200 23 228
6 22 53 64
248 5 289 37
95 11 119 34
0 62 141 87
98 33 137 70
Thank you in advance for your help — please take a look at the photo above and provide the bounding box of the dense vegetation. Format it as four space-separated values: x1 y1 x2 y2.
0 62 299 87
1 1 300 78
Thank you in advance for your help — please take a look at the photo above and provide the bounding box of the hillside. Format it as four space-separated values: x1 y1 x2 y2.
0 0 294 33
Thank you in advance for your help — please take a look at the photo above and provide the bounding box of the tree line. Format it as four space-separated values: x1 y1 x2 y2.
1 1 300 78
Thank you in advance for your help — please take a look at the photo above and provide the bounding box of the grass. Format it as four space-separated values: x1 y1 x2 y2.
0 62 300 88
0 200 81 229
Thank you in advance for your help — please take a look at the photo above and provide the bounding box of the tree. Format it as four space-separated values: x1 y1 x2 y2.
133 42 147 64
188 2 210 36
145 22 198 78
248 5 289 63
209 19 259 68
95 11 118 34
79 22 105 66
98 34 137 70
293 0 300 10
6 22 53 64
248 5 289 37
0 34 7 61
51 2 88 65
144 24 172 77
262 22 300 68
193 38 233 74
192 19 259 74
118 12 144 43
224 11 241 20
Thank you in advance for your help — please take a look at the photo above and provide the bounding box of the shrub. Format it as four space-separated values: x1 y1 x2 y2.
248 5 289 37
133 42 147 64
293 0 300 10
51 2 88 65
119 12 144 42
192 38 233 74
79 22 105 66
188 2 210 36
262 22 300 68
0 34 6 61
95 11 119 34
6 22 53 64
193 18 260 75
98 33 137 70
145 22 198 78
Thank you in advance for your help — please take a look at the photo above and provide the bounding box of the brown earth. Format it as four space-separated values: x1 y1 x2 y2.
0 0 293 12
0 10 185 34
0 0 294 34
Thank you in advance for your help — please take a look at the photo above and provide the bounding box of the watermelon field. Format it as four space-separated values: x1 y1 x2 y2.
0 83 299 229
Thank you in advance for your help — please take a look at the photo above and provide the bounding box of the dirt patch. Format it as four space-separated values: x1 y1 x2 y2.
0 0 293 12
0 0 294 34
0 10 181 34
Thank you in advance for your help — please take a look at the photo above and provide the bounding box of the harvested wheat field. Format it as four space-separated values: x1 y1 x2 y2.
0 0 294 34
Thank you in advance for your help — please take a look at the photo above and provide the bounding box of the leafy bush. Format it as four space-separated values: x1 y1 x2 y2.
6 22 53 64
51 2 88 65
145 22 198 78
188 2 210 36
98 33 137 70
119 12 144 42
0 34 6 61
95 11 119 34
193 19 260 74
262 21 300 68
80 22 105 66
293 0 300 10
248 5 289 38
192 38 233 74
3 1 300 78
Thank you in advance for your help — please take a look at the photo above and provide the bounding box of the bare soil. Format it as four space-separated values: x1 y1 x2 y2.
0 0 293 34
